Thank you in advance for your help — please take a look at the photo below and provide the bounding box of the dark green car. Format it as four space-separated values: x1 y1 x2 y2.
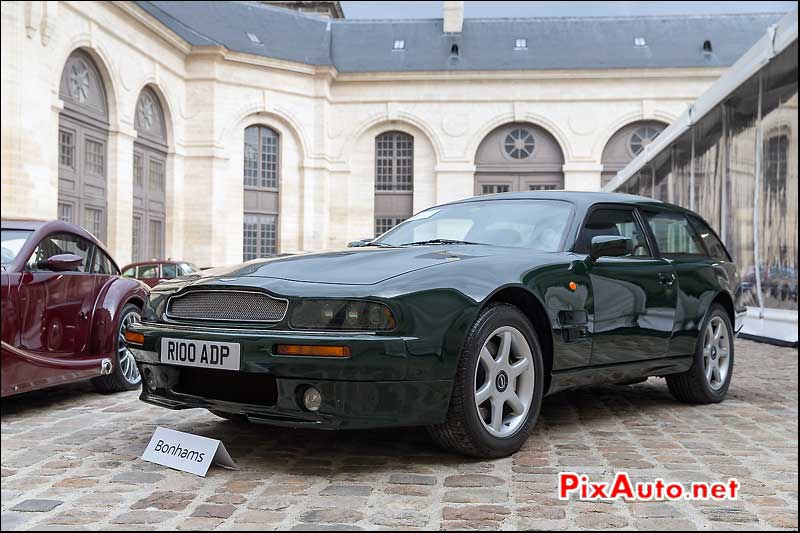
128 192 745 458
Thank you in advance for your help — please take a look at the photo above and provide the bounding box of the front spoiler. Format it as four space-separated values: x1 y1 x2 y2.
138 368 453 430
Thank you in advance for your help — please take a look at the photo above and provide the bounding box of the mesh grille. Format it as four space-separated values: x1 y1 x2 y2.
167 291 287 322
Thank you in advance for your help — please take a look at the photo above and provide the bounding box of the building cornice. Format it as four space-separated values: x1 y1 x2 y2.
333 67 728 83
112 1 192 54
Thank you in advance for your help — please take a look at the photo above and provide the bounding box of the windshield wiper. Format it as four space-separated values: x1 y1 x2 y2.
361 242 395 248
399 239 483 246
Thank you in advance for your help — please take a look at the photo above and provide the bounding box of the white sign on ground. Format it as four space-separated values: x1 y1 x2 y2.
141 426 237 477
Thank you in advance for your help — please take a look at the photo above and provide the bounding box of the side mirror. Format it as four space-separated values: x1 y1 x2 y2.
347 238 373 248
590 236 633 261
41 253 83 272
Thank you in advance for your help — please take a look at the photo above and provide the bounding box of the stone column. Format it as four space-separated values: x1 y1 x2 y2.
434 162 476 204
562 162 604 192
105 126 136 263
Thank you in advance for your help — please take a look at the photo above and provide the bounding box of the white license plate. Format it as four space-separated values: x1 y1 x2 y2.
160 338 241 371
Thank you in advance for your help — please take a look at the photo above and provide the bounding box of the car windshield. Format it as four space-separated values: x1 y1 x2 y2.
1 229 33 264
374 199 573 252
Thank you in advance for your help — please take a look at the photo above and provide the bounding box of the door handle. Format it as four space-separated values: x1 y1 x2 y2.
658 272 676 286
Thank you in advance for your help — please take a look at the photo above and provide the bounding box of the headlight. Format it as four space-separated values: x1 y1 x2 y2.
290 300 397 331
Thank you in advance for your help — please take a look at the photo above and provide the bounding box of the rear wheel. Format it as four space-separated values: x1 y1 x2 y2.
92 303 142 393
666 304 733 404
427 303 544 458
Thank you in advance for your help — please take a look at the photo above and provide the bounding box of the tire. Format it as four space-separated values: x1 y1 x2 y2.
92 303 143 394
666 303 734 404
427 303 545 458
209 410 250 423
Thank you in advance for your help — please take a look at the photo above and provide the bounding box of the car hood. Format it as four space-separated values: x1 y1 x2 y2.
183 246 501 286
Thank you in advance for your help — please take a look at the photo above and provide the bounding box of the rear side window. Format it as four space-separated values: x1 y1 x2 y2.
137 264 159 278
688 216 731 261
122 267 135 277
643 212 705 257
162 264 178 278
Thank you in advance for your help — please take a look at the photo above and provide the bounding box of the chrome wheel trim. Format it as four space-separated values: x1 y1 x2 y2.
473 326 535 438
703 316 730 391
118 310 142 385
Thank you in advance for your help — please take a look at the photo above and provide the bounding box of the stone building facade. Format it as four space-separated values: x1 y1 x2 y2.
0 1 781 267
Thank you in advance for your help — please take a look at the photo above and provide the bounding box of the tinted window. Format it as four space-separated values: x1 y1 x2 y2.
91 248 118 275
27 233 92 272
137 264 159 278
375 200 573 252
1 229 33 264
577 208 651 256
688 216 731 261
162 263 178 278
122 267 135 277
644 212 705 256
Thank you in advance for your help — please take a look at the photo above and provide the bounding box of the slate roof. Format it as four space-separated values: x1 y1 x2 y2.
135 1 783 72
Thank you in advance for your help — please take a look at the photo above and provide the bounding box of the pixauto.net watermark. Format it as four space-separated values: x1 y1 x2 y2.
558 472 740 502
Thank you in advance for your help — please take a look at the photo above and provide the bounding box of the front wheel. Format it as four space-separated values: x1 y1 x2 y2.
427 303 544 458
666 303 734 404
92 303 142 394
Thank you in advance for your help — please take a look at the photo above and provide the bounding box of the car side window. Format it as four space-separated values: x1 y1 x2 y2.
26 233 92 273
577 208 651 257
688 216 731 261
91 247 119 275
162 263 178 278
644 212 705 257
179 263 197 275
122 267 135 277
137 264 159 278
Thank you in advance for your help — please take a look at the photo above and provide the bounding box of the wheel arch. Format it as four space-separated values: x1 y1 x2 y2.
482 286 554 392
710 290 735 326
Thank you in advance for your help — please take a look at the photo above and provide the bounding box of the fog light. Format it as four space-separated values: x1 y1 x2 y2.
302 387 322 412
143 367 157 390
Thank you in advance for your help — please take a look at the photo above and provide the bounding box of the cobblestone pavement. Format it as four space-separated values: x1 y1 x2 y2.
1 339 797 531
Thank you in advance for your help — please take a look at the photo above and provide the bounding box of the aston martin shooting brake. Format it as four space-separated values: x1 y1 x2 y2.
126 192 744 457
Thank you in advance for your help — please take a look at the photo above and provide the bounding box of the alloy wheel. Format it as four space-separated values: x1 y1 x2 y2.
118 310 142 385
473 326 536 438
703 316 730 391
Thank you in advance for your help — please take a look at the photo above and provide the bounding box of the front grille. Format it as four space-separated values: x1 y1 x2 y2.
166 290 288 322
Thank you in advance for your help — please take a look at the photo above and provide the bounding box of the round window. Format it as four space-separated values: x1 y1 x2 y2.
503 129 535 159
629 126 662 156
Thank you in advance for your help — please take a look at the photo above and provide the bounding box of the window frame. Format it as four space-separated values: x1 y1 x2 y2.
572 203 657 259
374 131 414 193
25 231 96 274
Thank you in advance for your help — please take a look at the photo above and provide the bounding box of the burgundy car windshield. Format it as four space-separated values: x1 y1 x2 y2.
375 200 572 252
1 229 33 264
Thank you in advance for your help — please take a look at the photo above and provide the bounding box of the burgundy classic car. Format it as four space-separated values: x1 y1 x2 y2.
1 219 149 397
120 260 199 288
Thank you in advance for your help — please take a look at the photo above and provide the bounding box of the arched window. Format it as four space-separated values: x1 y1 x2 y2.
474 122 564 194
374 131 413 236
57 50 109 240
601 120 667 187
243 125 280 260
132 87 167 261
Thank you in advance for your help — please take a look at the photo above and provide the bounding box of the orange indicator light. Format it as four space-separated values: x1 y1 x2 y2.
276 344 351 357
568 281 578 292
124 330 145 345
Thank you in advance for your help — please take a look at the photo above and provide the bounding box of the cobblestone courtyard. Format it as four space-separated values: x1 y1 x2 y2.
1 339 797 531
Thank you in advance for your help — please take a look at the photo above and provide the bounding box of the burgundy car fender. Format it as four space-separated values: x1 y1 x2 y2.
90 277 149 356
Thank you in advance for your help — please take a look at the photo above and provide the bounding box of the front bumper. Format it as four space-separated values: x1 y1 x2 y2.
127 321 452 429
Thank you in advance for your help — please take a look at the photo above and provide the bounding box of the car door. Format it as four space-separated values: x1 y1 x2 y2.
18 232 96 358
577 205 678 365
642 209 722 357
